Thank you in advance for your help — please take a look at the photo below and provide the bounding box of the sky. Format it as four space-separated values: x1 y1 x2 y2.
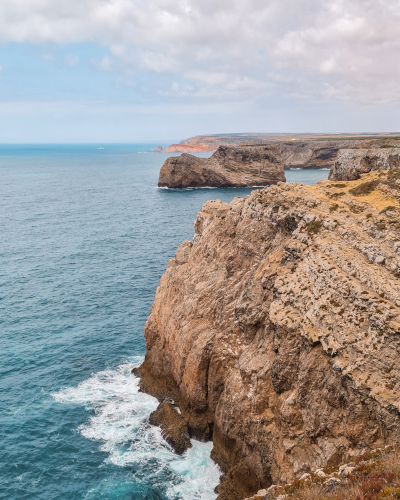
0 0 400 143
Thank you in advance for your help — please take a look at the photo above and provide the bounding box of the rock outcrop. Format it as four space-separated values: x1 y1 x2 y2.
163 143 216 153
329 147 400 181
279 140 359 170
139 168 400 499
149 401 192 455
158 144 285 188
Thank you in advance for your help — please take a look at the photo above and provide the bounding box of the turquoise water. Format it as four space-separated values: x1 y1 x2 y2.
0 144 329 499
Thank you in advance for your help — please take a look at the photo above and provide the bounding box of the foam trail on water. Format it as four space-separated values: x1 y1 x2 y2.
52 357 220 500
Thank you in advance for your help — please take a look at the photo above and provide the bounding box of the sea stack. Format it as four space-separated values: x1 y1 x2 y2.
158 143 285 188
138 169 400 500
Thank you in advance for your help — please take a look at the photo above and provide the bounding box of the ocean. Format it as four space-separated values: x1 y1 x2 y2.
0 144 329 500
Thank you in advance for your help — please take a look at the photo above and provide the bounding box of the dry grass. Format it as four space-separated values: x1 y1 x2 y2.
279 447 400 500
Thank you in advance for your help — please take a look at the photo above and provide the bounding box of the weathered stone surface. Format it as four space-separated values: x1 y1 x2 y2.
149 401 192 455
140 169 400 499
158 144 285 188
279 140 359 170
329 148 400 181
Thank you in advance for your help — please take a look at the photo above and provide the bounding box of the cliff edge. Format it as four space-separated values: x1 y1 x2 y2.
138 169 400 500
158 144 285 188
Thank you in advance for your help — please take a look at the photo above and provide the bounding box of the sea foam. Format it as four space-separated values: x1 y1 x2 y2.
52 358 220 499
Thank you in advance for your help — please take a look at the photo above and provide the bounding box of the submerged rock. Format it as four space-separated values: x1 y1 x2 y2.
149 401 192 455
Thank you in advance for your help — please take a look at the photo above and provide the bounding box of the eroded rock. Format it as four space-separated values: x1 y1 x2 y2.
139 169 400 499
149 401 192 455
158 144 285 188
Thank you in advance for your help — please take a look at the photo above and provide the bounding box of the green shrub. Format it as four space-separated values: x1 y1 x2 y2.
307 220 322 234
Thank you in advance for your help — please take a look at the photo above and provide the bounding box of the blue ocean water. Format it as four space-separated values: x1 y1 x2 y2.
0 144 329 500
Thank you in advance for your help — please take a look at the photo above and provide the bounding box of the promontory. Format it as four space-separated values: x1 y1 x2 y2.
158 143 285 188
137 168 400 500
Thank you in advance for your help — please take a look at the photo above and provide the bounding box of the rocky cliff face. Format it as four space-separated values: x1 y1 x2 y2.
329 147 400 181
158 144 285 188
279 140 359 170
163 143 216 153
139 169 400 500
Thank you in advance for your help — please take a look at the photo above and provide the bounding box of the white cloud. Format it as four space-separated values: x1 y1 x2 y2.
0 0 399 103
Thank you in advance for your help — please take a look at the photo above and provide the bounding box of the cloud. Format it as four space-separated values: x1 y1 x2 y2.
0 0 399 104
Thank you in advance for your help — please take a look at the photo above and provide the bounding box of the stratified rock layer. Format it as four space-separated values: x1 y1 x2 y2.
140 169 400 500
158 144 285 188
279 140 358 170
329 148 400 181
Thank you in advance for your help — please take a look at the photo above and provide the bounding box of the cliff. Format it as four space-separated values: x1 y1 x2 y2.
160 135 400 171
138 168 400 500
158 144 285 188
163 143 216 153
329 146 400 181
279 140 359 170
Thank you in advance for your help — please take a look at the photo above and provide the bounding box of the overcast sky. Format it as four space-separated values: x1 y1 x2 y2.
0 0 399 142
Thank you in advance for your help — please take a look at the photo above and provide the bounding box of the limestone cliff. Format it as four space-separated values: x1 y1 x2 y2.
279 140 359 170
158 144 285 188
329 146 400 181
138 169 400 500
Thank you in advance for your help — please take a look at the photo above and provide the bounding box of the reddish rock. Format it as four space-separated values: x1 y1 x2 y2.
149 401 192 455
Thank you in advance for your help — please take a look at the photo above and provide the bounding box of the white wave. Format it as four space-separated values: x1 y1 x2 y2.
52 357 220 500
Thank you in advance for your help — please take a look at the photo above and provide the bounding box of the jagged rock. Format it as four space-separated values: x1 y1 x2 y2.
139 170 400 499
158 144 285 188
149 401 192 455
323 477 342 491
279 139 359 170
329 148 400 181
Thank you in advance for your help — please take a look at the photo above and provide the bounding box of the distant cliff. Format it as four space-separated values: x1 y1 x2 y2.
137 169 400 500
158 134 400 170
329 140 400 181
158 144 285 188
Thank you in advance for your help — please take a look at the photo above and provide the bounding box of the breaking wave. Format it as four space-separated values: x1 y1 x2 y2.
52 357 220 500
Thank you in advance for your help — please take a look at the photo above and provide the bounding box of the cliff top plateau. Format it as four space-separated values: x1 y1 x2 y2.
156 133 400 154
137 168 400 500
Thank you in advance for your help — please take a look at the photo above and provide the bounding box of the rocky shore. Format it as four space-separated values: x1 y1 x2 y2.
158 143 285 188
137 168 400 499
